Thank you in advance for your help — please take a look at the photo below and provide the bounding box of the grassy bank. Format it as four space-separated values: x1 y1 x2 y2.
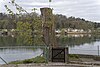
9 56 47 64
69 54 100 62
9 54 100 64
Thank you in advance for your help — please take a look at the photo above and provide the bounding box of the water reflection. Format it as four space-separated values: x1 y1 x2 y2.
56 34 100 55
56 34 100 47
0 34 100 64
0 47 43 64
0 34 100 47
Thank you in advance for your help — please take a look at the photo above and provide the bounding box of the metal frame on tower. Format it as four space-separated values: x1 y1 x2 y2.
49 0 52 8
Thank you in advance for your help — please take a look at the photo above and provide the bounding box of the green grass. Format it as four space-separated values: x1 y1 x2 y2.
9 56 46 64
69 54 79 59
68 54 80 61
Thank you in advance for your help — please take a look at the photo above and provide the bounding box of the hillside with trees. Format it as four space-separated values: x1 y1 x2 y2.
54 14 100 30
0 12 100 30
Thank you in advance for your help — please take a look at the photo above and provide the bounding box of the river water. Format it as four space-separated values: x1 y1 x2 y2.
0 34 100 64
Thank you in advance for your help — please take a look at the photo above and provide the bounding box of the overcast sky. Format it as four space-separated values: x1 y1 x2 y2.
0 0 100 23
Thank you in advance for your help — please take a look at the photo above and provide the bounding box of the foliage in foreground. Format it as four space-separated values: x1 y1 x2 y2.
9 56 46 64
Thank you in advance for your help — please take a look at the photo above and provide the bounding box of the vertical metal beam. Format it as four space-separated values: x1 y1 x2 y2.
98 45 99 56
65 47 69 63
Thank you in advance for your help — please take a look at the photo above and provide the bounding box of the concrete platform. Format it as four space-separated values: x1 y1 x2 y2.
0 62 100 67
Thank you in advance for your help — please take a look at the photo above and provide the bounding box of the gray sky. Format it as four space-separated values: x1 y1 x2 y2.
0 0 100 22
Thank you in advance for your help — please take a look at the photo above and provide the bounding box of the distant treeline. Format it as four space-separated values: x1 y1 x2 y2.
55 14 100 30
0 13 100 30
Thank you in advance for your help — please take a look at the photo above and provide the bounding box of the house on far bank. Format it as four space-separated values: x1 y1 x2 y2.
55 28 92 34
68 28 92 34
55 30 61 34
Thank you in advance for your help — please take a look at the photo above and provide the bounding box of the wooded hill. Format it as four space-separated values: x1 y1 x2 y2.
55 14 100 30
0 13 100 30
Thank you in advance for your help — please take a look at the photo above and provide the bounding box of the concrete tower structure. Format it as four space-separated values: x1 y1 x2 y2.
40 8 56 47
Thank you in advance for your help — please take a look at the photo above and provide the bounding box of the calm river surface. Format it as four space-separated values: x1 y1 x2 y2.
0 34 100 64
